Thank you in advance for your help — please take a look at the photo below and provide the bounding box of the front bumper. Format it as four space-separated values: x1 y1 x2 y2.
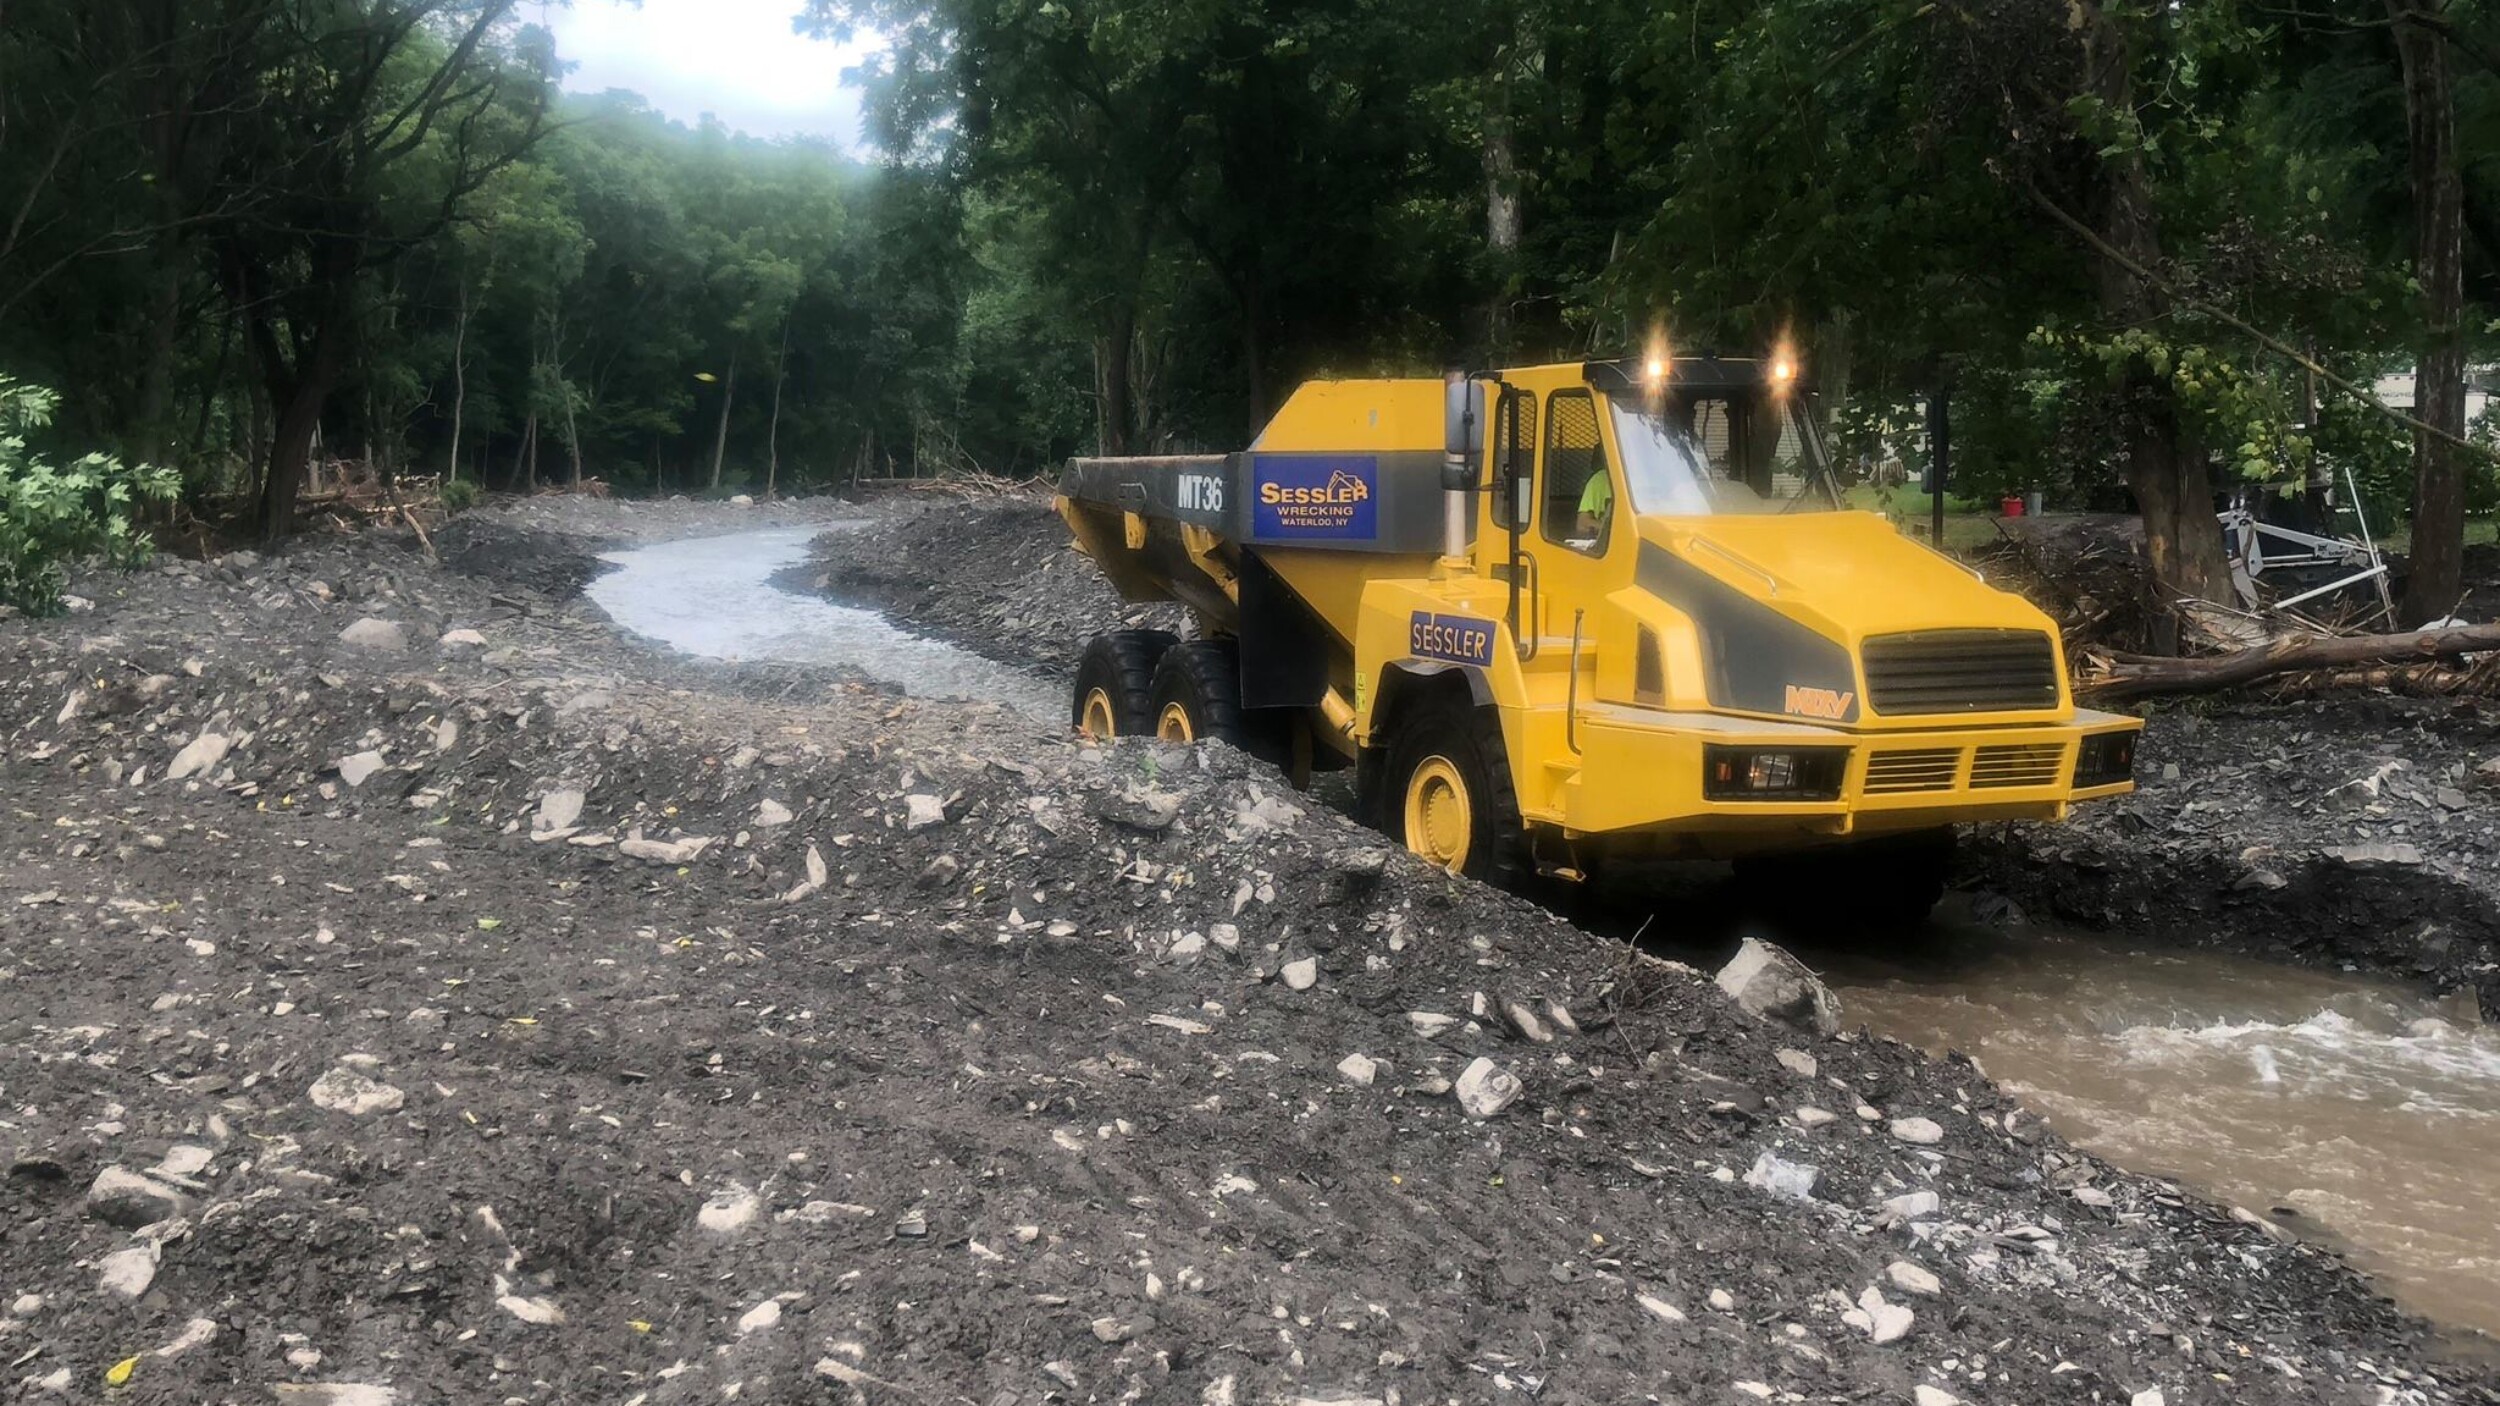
1555 704 2141 843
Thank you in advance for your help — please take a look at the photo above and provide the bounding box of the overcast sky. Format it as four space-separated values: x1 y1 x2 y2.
534 0 879 148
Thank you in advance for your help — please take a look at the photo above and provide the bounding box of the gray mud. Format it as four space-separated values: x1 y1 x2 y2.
0 496 2489 1403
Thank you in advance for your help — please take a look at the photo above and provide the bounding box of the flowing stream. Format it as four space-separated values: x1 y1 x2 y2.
585 525 1060 721
591 524 2500 1342
1816 921 2500 1340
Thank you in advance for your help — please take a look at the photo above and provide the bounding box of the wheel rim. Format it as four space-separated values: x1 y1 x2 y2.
1156 701 1196 743
1402 755 1473 872
1079 687 1118 739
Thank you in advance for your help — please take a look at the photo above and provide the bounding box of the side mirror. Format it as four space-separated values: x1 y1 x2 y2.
1443 374 1486 459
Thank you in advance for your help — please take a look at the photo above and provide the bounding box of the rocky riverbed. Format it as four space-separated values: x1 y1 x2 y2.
0 496 2492 1404
790 490 2500 1020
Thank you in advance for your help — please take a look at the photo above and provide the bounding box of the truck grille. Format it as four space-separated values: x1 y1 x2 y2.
1864 748 1961 795
1969 743 2066 789
1861 630 2060 715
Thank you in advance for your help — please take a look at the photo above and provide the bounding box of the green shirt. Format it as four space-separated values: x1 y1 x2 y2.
1577 471 1614 520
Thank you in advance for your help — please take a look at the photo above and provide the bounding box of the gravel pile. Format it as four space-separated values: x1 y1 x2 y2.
0 499 2489 1403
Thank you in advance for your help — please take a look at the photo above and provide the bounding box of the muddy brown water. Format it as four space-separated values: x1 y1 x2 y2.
1816 917 2500 1341
596 524 2500 1343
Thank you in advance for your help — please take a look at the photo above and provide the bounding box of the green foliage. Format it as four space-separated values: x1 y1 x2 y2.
0 377 179 615
440 477 480 513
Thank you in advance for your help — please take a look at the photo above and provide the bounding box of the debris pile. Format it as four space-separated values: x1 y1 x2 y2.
0 497 2487 1403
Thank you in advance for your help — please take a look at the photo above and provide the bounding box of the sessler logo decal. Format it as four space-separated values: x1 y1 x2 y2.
1410 611 1495 667
1783 684 1856 721
1250 455 1378 540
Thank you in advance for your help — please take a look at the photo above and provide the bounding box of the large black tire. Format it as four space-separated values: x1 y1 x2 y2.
1072 630 1177 739
1734 827 1956 931
1374 692 1526 887
1146 640 1246 745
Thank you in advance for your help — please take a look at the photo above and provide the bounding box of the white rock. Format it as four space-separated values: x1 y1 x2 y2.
1889 1116 1945 1146
10 1293 42 1316
730 494 755 506
754 799 794 827
1774 1048 1819 1078
269 1388 397 1406
698 1184 760 1234
536 788 587 833
1280 958 1319 991
1634 1292 1687 1324
1407 1011 1458 1037
736 1299 782 1334
619 835 714 865
154 1317 217 1358
336 751 386 788
2131 1391 2167 1406
2072 1185 2116 1208
85 1166 189 1228
1886 1260 1942 1297
338 617 408 652
1915 1388 1962 1406
1741 1151 1819 1200
97 1242 159 1298
1708 1288 1737 1312
154 1145 213 1179
904 794 947 830
1336 1053 1378 1087
438 628 488 648
1883 1190 1942 1221
496 1292 564 1325
1714 937 1841 1034
1794 1106 1837 1127
166 732 231 781
1855 1285 1914 1344
1454 1057 1522 1119
308 1067 404 1118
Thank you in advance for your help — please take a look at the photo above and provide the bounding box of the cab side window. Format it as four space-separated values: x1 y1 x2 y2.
1491 389 1537 529
1542 389 1614 553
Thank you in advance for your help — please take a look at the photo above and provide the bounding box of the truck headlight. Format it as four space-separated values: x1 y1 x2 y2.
2074 731 2138 788
1704 746 1847 801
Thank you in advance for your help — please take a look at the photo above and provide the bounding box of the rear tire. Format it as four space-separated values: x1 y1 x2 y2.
1147 640 1246 745
1375 693 1525 887
1734 827 1956 931
1073 630 1176 739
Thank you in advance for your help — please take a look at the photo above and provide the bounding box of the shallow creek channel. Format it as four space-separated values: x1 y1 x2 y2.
587 525 2500 1344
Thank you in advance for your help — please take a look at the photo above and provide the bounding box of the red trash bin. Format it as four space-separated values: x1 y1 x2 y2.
2000 495 2025 518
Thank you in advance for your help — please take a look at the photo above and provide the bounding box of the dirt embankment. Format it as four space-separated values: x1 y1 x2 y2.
1 499 2489 1402
798 496 2500 1018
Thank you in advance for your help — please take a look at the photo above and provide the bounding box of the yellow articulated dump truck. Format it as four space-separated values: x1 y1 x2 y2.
1056 355 2141 921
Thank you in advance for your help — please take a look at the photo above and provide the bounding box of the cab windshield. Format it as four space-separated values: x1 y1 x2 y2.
1607 392 1837 516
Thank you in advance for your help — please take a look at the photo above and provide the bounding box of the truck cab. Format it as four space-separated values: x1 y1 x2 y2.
1057 355 2140 920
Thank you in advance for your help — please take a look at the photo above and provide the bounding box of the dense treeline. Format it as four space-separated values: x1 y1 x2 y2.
3 1 2499 618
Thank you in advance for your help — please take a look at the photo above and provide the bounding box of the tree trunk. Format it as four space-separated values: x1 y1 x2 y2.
2086 621 2500 700
1241 272 1268 437
562 380 584 488
2076 1 2235 607
1483 67 1522 353
708 352 738 491
516 414 538 493
2390 0 2468 626
766 316 790 497
448 281 470 483
1095 304 1135 456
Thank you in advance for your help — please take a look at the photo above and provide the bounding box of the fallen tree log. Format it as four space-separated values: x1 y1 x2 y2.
2081 622 2500 700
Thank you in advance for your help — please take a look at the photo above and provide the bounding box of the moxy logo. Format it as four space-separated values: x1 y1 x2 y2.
1783 685 1855 720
